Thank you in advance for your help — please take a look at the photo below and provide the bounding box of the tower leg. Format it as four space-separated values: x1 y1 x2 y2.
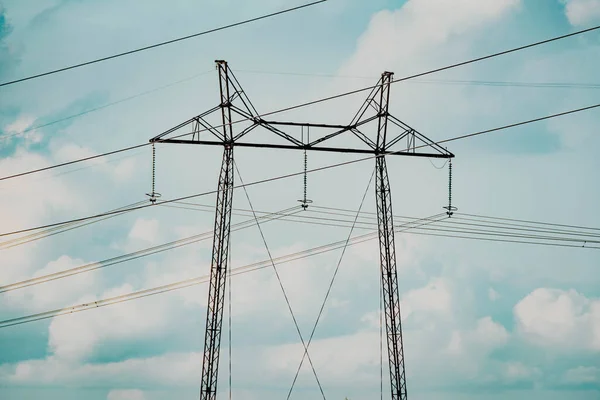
374 71 408 400
376 155 407 400
200 60 235 400
200 146 234 400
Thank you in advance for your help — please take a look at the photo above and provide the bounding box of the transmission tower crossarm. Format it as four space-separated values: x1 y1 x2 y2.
155 139 452 158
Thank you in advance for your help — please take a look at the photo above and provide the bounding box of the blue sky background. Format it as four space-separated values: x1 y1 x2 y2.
0 0 599 399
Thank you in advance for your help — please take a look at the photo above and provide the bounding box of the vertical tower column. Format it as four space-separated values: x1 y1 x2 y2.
200 61 235 400
375 72 408 400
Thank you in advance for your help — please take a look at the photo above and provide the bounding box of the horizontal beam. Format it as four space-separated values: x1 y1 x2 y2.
153 139 454 159
260 120 350 129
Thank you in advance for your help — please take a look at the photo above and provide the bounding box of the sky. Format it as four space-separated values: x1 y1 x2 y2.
0 0 599 399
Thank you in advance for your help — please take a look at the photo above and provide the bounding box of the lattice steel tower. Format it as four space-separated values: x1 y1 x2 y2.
150 60 454 400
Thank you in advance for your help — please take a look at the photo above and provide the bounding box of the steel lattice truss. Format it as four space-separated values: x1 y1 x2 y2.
150 60 454 400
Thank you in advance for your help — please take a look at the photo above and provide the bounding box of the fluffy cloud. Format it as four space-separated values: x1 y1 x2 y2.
514 288 600 351
47 283 171 361
4 255 98 311
446 316 509 356
562 0 600 26
0 150 79 235
340 0 520 76
128 218 161 244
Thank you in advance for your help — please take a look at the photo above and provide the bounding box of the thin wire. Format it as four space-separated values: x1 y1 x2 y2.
3 212 597 329
172 201 600 245
6 204 598 294
3 82 600 185
240 25 600 119
235 69 600 90
428 158 448 170
428 103 600 148
0 200 147 249
455 212 600 232
0 143 150 182
233 160 326 400
5 94 600 237
0 156 378 237
0 1 327 88
287 167 375 399
308 205 600 238
0 206 299 293
0 221 393 329
1 70 213 140
175 201 600 238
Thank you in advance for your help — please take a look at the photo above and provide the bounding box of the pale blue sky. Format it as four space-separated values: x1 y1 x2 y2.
0 1 599 400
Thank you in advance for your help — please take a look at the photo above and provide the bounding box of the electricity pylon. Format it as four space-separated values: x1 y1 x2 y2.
150 60 454 400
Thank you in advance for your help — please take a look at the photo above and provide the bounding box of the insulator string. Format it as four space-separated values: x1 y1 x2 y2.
146 142 161 203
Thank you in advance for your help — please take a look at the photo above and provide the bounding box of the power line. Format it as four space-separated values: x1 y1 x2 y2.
2 212 598 329
306 205 600 238
0 143 150 182
0 200 148 249
0 1 326 88
456 212 600 232
429 103 600 147
5 203 597 295
1 70 213 141
235 69 600 90
4 96 599 188
0 213 442 328
5 101 600 239
233 161 326 398
0 156 378 238
163 201 600 237
3 23 600 182
287 168 374 399
251 24 600 118
0 206 299 293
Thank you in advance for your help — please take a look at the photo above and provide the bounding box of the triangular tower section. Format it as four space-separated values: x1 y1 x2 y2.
150 61 453 160
150 60 261 145
343 71 453 159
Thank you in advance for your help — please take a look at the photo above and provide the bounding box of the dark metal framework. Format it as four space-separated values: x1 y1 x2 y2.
150 60 454 400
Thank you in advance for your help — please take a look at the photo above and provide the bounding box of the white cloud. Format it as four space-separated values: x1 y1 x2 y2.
4 255 99 311
128 218 160 243
514 288 600 351
562 366 600 384
402 277 453 321
562 0 600 26
0 151 82 288
0 150 80 235
47 283 171 361
52 142 138 181
340 0 520 76
3 351 203 388
446 316 509 356
4 115 35 134
2 115 42 145
107 389 146 400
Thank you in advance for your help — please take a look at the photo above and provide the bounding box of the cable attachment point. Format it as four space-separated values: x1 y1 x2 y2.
297 126 313 210
146 142 162 204
443 158 457 217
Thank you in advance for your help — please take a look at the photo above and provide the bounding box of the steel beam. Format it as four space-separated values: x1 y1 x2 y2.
375 72 408 400
199 61 235 400
156 139 451 159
